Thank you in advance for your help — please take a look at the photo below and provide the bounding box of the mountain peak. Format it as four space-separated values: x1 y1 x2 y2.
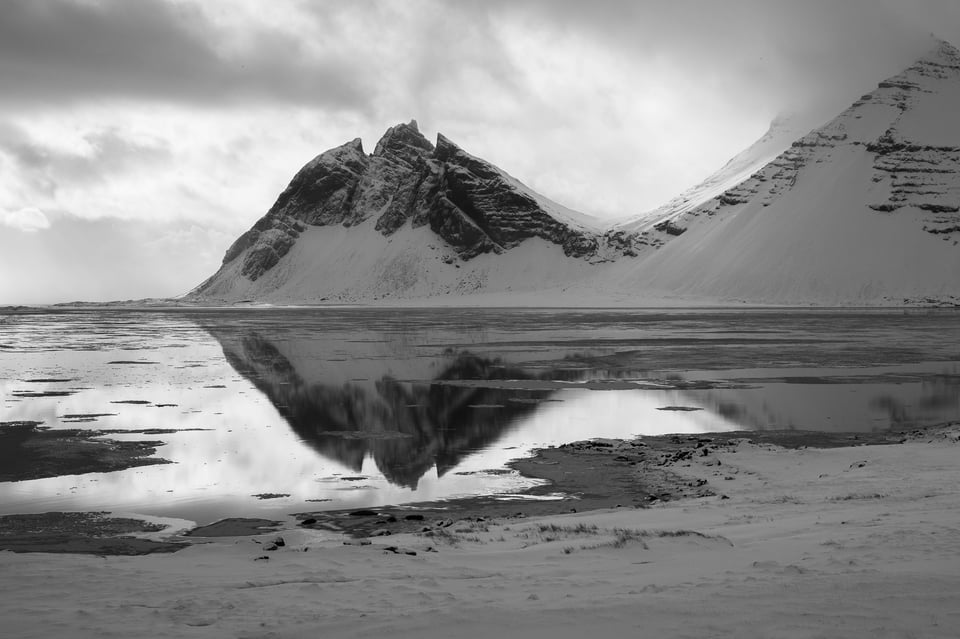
372 120 433 164
919 37 960 66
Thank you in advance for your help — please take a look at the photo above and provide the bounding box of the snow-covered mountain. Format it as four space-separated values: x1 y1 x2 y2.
190 41 960 306
615 39 960 305
189 120 617 304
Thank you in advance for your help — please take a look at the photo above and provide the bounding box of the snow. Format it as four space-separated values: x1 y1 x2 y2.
193 42 960 308
616 146 960 305
5 428 960 638
497 169 603 232
196 220 601 305
616 113 808 234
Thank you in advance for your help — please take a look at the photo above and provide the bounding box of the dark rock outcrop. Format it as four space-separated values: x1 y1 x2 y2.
202 120 606 286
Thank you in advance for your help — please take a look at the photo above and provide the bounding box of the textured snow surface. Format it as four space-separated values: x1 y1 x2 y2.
5 432 960 638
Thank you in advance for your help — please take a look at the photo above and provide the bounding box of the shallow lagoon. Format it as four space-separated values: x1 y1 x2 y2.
2 308 958 523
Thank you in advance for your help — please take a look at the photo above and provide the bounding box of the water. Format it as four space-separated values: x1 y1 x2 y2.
2 308 959 524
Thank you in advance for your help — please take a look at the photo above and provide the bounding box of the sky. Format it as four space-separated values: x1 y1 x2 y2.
2 0 959 304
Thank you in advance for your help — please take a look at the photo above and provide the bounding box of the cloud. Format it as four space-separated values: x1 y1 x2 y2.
3 0 960 303
2 207 50 232
0 216 234 303
0 0 371 109
0 123 171 193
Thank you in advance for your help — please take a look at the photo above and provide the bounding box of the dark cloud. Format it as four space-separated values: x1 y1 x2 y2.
0 122 171 194
470 0 960 116
0 0 371 108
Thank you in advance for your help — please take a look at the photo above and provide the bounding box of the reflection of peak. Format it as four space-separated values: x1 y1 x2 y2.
211 330 551 489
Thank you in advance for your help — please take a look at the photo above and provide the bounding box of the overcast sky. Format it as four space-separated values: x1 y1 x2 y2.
2 0 958 304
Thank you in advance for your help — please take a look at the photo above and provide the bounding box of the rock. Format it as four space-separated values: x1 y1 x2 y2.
403 514 425 521
370 529 391 537
343 539 372 546
349 510 378 517
192 121 619 299
299 518 317 526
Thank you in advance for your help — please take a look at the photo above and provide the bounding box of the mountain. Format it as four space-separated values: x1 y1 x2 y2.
189 120 618 304
190 41 960 306
614 39 960 305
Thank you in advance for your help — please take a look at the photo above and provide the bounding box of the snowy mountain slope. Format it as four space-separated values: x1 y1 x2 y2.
612 39 960 305
617 114 807 235
190 42 960 306
190 121 611 303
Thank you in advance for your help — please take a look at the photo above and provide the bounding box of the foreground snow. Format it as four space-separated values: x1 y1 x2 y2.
4 427 960 638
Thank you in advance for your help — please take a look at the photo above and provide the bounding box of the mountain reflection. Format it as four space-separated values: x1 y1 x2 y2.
211 330 557 488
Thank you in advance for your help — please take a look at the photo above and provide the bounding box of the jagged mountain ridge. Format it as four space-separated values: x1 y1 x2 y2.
196 120 606 291
191 41 960 306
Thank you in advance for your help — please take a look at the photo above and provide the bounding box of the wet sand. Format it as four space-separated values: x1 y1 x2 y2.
0 423 934 552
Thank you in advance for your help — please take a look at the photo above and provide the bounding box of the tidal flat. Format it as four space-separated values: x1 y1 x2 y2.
1 307 958 526
2 307 960 637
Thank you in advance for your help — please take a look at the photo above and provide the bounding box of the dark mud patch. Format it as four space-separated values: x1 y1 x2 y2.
110 400 153 405
252 493 290 500
21 378 77 383
321 430 413 440
454 468 515 476
11 390 77 398
0 512 187 555
185 518 282 537
430 378 755 392
657 406 704 412
107 360 160 365
98 427 210 435
0 421 172 482
294 423 956 539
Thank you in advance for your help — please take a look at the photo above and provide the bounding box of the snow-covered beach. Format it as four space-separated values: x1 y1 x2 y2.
4 424 959 639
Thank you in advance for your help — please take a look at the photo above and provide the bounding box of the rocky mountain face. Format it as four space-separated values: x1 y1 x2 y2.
190 41 960 306
205 120 603 288
640 40 960 248
607 39 960 305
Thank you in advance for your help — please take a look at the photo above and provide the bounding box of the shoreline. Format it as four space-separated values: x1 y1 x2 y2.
0 424 943 553
3 422 959 637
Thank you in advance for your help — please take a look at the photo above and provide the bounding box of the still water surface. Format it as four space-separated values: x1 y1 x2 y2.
2 308 958 524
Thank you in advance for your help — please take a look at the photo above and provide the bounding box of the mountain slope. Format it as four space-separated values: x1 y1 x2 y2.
612 39 960 305
190 42 960 306
190 121 611 303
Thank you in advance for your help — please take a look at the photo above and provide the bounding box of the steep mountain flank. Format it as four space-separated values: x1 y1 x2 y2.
613 40 960 305
191 42 960 306
191 121 608 303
